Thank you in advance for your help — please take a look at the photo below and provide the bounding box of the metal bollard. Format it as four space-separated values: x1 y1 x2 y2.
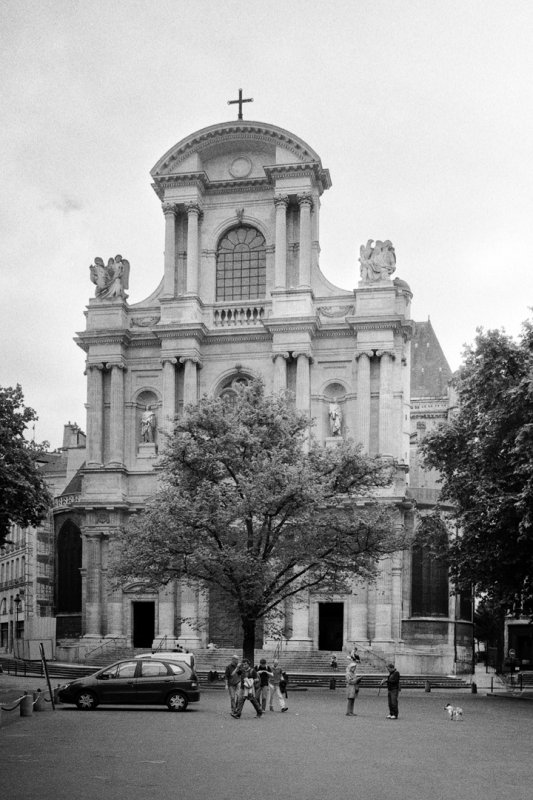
471 681 477 694
425 680 431 692
20 693 33 717
329 677 336 690
33 690 44 712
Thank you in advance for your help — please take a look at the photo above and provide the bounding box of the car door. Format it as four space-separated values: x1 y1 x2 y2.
96 660 139 704
136 659 174 704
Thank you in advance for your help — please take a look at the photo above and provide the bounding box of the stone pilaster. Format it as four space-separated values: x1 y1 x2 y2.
180 356 202 407
178 581 203 649
107 362 126 466
161 356 178 434
272 351 289 394
185 202 202 295
84 531 103 636
391 550 403 640
162 202 177 296
294 351 312 414
86 363 105 466
378 350 395 458
274 195 289 289
285 592 312 650
349 583 369 642
355 352 372 453
297 193 313 288
157 583 176 641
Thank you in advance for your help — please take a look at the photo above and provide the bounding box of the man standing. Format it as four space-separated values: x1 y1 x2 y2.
232 659 263 718
380 662 401 719
255 658 273 712
224 654 241 714
270 659 288 712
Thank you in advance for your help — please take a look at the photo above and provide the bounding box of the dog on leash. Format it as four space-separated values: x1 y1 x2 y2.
444 703 464 721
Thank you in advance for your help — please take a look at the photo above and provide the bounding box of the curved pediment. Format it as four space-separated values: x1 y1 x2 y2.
151 120 330 192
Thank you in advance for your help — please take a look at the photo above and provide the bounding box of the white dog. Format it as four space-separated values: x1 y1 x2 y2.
444 703 463 721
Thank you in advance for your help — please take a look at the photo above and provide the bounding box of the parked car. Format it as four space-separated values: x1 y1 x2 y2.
58 658 200 711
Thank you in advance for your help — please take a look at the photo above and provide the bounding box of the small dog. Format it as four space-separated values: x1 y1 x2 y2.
444 703 463 721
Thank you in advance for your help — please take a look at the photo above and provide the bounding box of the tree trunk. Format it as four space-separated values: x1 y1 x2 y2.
242 617 256 663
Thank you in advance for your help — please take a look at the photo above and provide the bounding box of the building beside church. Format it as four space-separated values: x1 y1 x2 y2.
50 118 472 673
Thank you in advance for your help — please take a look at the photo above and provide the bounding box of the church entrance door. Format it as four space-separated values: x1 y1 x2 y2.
132 602 155 648
318 602 344 650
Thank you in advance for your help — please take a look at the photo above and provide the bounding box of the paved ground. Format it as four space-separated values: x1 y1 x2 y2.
1 677 532 800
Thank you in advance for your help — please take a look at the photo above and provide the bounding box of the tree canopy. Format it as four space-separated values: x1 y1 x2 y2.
0 384 52 547
420 322 533 617
113 379 408 659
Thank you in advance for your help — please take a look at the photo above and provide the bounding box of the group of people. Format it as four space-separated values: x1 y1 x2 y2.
224 655 289 719
344 657 401 719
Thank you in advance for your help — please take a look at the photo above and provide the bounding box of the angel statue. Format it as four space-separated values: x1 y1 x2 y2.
90 254 130 300
359 240 396 282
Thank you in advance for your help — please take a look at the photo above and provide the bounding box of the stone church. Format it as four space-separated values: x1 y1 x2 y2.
53 117 472 673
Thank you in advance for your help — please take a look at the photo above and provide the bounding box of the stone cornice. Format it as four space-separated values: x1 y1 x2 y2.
264 163 331 193
346 316 416 339
262 316 319 336
154 323 208 343
206 331 272 345
75 330 132 352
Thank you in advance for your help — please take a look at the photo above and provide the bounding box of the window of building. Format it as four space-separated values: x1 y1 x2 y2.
216 226 266 301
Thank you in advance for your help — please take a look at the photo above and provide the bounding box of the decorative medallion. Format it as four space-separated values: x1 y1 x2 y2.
229 156 252 179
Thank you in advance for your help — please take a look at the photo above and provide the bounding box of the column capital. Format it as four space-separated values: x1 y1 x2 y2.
355 350 374 360
293 350 314 364
162 202 177 216
106 361 127 371
85 361 105 373
297 192 313 209
160 356 178 366
185 201 203 218
272 351 290 362
274 194 289 208
179 355 203 368
376 350 395 360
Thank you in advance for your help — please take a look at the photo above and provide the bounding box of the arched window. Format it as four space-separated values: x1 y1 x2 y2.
216 226 266 301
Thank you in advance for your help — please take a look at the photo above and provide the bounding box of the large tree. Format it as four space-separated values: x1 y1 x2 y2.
420 322 533 617
0 384 52 547
113 379 407 659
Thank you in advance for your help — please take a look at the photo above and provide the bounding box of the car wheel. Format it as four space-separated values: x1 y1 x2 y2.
167 691 188 711
76 691 98 710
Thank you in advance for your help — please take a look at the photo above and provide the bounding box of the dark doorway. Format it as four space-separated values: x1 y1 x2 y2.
319 602 344 650
133 602 155 648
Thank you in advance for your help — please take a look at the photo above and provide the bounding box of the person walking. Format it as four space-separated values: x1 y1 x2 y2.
224 654 241 714
380 662 401 719
232 659 263 719
345 660 361 716
270 659 288 712
255 658 273 712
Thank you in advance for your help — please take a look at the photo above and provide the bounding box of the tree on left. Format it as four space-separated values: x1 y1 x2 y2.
0 385 52 547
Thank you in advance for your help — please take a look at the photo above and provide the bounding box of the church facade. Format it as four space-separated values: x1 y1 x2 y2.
55 119 472 673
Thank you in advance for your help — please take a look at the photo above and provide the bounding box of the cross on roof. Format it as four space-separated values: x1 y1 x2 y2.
228 88 254 120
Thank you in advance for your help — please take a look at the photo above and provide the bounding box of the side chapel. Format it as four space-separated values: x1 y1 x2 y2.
56 117 472 673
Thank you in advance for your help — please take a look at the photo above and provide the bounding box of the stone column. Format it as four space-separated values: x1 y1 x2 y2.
274 195 289 289
186 202 202 296
297 193 313 287
294 352 312 414
391 550 403 640
161 357 178 435
285 592 312 650
157 583 176 644
375 557 393 642
162 202 177 296
107 362 125 466
86 364 104 466
355 352 371 453
272 352 289 394
84 531 103 637
378 351 395 458
180 357 201 407
178 581 203 649
349 583 369 642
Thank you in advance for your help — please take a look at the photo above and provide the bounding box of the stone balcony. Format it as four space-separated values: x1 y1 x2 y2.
213 303 268 327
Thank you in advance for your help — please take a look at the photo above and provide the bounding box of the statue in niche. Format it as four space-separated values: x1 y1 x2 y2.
328 398 342 437
359 240 396 282
141 406 156 443
90 254 130 300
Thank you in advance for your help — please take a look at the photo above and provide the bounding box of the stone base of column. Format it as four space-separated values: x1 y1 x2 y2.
325 436 343 448
282 638 314 651
138 443 157 459
177 635 203 651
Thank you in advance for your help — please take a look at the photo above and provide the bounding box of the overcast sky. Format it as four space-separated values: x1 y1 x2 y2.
1 0 532 449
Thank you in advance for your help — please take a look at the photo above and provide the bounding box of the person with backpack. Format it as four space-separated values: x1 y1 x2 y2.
231 659 263 719
255 658 273 712
270 659 288 712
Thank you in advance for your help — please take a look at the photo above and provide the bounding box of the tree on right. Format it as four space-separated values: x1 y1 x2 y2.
420 320 533 619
